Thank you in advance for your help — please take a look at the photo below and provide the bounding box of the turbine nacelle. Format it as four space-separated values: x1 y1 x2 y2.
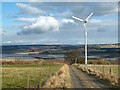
84 20 88 23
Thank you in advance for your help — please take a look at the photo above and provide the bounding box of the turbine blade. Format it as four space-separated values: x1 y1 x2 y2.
85 13 93 21
72 16 84 22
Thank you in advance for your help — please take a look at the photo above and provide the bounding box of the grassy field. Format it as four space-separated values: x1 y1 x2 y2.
2 64 63 88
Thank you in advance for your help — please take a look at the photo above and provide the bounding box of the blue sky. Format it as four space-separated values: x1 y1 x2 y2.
1 2 118 45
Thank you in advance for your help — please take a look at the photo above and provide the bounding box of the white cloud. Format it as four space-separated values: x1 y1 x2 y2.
3 41 12 44
29 2 118 18
61 19 74 23
17 16 60 35
89 19 102 23
15 40 24 43
16 3 44 16
6 2 118 18
15 18 37 22
1 29 12 36
55 11 73 18
16 16 75 35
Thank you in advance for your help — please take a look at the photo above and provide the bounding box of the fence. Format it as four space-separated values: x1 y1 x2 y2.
2 64 63 88
79 64 119 78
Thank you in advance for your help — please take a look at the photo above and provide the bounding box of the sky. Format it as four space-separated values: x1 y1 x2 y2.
1 2 118 45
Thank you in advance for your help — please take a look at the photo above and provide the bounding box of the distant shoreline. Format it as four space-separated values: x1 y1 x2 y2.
16 52 39 55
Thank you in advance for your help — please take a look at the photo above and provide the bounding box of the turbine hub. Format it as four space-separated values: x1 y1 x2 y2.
84 21 87 23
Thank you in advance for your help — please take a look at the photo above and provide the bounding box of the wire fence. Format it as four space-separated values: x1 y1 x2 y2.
2 64 63 88
74 64 120 86
79 64 119 78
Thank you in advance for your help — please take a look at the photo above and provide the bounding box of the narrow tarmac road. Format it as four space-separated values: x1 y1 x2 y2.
69 65 113 88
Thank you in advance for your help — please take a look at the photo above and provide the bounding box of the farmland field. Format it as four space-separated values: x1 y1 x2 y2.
2 64 63 88
1 44 120 88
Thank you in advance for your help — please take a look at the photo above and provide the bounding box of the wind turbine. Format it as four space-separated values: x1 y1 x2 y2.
72 13 93 64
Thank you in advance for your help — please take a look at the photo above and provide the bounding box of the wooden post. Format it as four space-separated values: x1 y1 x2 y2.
110 67 112 75
94 66 96 71
39 72 41 88
99 66 100 72
97 66 100 72
103 66 105 73
97 66 99 72
27 75 30 88
97 66 98 72
49 67 50 77
51 67 52 77
46 68 47 80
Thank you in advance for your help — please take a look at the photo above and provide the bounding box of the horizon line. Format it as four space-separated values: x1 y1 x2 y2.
1 43 118 46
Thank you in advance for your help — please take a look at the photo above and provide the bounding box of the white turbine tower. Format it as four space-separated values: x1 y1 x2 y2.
72 13 93 64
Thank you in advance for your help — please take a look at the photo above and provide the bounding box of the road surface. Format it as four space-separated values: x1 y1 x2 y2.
69 65 113 88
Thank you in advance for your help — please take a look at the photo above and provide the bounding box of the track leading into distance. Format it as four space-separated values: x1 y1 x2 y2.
69 65 114 88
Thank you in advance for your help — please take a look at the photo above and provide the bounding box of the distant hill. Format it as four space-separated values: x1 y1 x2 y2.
1 44 119 57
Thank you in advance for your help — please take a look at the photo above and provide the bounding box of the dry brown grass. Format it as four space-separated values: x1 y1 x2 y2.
1 58 65 65
41 58 65 65
43 64 72 88
88 60 118 65
75 64 120 87
1 59 39 65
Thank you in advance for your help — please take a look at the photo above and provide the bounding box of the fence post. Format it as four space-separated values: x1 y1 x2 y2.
27 75 30 88
97 66 100 72
49 67 51 77
94 66 96 71
53 66 54 74
93 65 95 71
99 66 101 72
46 68 48 80
110 67 112 75
51 67 52 76
39 71 41 88
103 66 105 73
96 65 97 70
50 67 52 77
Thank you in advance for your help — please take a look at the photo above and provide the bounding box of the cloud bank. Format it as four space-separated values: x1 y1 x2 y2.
16 3 45 16
17 16 74 35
